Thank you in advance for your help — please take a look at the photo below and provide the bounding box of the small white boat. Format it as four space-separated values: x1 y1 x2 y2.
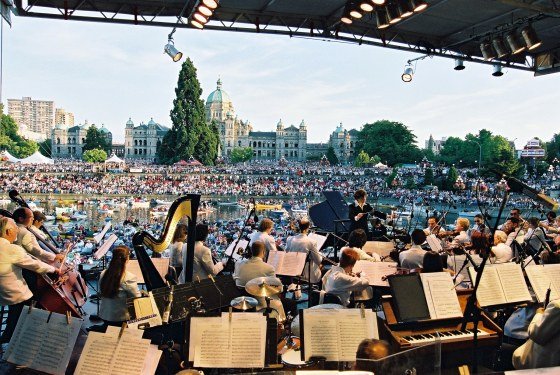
458 210 482 218
131 201 150 209
44 215 56 222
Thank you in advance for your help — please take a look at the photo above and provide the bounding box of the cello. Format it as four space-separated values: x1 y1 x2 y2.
6 192 88 317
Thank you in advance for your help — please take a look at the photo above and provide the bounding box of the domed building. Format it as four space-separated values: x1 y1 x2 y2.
51 120 112 158
124 117 169 161
329 123 359 162
205 78 307 161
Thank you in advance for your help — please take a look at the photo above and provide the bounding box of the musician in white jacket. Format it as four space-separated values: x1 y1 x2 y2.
285 219 322 283
322 248 371 306
191 223 224 281
13 207 64 263
0 217 57 343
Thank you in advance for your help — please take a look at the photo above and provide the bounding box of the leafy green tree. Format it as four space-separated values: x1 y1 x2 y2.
230 147 253 163
386 169 398 186
83 125 110 153
326 146 339 165
405 177 416 189
370 154 381 165
444 166 459 191
82 148 107 163
545 133 560 163
424 167 434 186
158 58 220 165
38 139 52 157
357 120 422 166
354 150 371 167
0 112 37 158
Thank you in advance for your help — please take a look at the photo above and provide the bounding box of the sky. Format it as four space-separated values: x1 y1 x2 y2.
1 15 559 148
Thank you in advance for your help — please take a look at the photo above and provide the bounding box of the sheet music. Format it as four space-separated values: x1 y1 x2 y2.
94 234 118 259
94 221 112 244
266 249 283 271
420 272 462 319
353 261 398 287
74 332 116 375
225 239 249 261
127 257 169 284
426 234 443 253
363 241 394 258
3 308 81 375
308 232 328 250
129 291 162 328
303 309 378 362
469 266 507 307
525 264 560 303
496 263 532 304
266 250 307 276
190 313 266 368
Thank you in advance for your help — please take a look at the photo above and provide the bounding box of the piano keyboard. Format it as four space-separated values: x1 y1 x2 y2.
402 329 489 346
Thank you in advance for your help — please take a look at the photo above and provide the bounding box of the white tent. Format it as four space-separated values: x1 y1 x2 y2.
105 154 125 164
374 162 388 168
0 150 20 163
18 151 54 164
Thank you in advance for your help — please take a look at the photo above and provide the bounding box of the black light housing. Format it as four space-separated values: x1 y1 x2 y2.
521 25 542 50
506 31 526 54
386 3 402 24
376 9 390 29
492 36 510 58
480 42 496 61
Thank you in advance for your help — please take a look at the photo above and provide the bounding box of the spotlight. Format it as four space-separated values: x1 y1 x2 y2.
506 31 526 54
386 3 402 24
164 38 183 62
492 64 503 77
350 4 363 19
202 0 218 9
492 36 510 58
341 2 353 24
410 0 428 12
359 0 374 12
373 0 386 4
398 0 414 18
521 25 542 50
198 5 213 17
454 59 465 70
480 42 496 61
376 9 390 29
341 15 353 24
190 19 205 29
193 12 209 24
402 65 414 82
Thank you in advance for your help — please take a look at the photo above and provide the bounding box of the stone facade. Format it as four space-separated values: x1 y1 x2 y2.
124 118 169 161
51 121 112 158
328 123 359 163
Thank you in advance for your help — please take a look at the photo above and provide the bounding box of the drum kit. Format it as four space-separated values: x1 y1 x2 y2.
228 276 313 369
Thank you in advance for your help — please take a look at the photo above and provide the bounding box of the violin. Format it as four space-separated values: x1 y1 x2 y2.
437 229 460 239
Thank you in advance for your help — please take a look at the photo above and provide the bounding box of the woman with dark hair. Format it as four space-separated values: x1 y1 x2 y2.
168 223 187 276
99 246 141 326
342 229 380 262
191 223 225 281
349 189 373 238
422 251 444 273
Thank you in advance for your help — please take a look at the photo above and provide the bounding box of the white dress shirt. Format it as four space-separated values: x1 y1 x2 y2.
99 270 141 322
0 238 55 305
399 245 426 269
192 241 224 281
286 234 322 283
451 230 470 248
233 256 276 287
341 246 381 262
491 243 514 263
15 224 56 263
167 241 184 267
322 265 370 306
249 231 277 257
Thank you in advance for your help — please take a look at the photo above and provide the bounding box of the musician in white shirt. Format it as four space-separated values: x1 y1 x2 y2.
451 218 471 248
12 207 64 264
0 217 57 343
167 223 187 276
490 230 513 263
342 229 381 262
322 248 371 306
285 219 322 284
191 223 224 281
248 218 277 259
399 229 427 269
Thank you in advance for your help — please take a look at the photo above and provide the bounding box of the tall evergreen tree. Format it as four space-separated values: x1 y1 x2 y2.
158 58 220 165
83 125 110 154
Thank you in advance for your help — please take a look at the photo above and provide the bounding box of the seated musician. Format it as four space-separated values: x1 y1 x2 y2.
371 218 388 240
168 223 187 277
31 211 47 237
354 339 392 370
342 229 380 262
285 218 322 284
191 223 224 281
471 214 490 235
0 217 58 344
234 241 275 288
349 189 373 239
421 251 454 275
504 217 525 247
450 217 471 248
12 207 64 264
99 246 141 326
512 299 560 370
248 218 277 259
524 217 548 258
541 215 560 239
423 216 441 236
322 248 371 307
399 229 427 270
447 246 482 288
490 230 513 264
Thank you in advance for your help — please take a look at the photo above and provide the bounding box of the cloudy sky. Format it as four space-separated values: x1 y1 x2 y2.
1 15 558 148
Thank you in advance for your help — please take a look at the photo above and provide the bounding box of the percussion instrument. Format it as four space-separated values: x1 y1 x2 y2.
245 277 283 297
281 347 313 369
230 296 258 311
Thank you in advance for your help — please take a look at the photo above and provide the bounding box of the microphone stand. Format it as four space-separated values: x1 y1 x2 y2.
223 199 256 271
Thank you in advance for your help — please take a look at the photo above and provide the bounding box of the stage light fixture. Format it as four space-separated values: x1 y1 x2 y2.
506 31 526 54
202 0 218 9
164 37 183 62
350 4 363 19
190 19 205 29
480 42 496 61
386 3 402 24
402 65 414 82
198 5 213 17
492 64 503 77
373 0 386 4
359 0 374 12
341 2 354 24
193 12 208 24
521 25 542 50
398 0 414 18
376 9 390 29
410 0 428 12
454 59 465 70
492 36 509 58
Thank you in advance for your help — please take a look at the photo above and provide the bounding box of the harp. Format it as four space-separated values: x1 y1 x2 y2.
132 194 200 290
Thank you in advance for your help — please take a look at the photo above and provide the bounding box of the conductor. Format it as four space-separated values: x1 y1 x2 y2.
349 189 373 238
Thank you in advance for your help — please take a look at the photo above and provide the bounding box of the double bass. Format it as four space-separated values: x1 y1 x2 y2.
6 191 88 317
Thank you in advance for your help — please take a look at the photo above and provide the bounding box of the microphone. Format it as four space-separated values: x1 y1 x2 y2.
505 176 559 212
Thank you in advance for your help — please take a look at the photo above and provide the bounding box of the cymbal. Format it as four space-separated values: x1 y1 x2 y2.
245 276 283 297
230 296 258 311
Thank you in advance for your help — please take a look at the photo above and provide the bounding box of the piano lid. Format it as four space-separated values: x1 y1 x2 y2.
309 191 350 233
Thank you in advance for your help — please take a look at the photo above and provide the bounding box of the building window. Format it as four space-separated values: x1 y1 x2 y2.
57 138 60 144
285 143 288 148
238 140 241 147
57 147 60 153
144 140 147 146
134 149 137 155
128 149 130 155
295 143 298 148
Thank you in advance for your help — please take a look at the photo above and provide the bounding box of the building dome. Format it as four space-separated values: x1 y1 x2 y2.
148 118 157 126
206 78 232 104
126 117 134 126
99 124 110 134
335 122 344 133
